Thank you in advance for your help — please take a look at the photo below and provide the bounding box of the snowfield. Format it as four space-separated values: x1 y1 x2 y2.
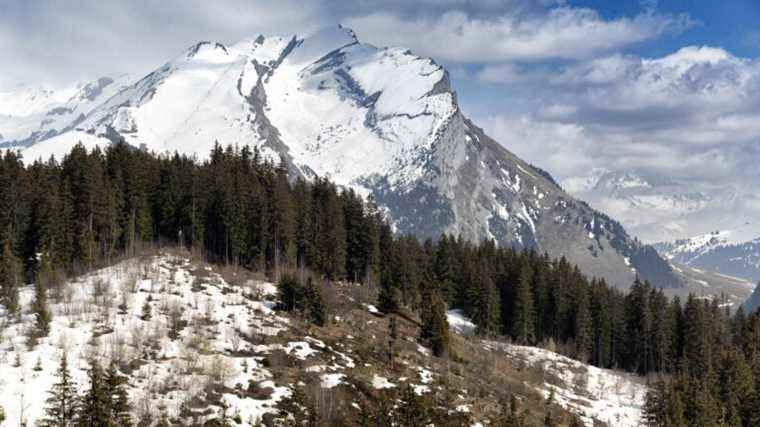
482 341 647 426
0 254 295 426
0 252 652 425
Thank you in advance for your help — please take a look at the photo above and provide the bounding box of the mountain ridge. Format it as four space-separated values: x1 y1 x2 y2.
2 26 680 289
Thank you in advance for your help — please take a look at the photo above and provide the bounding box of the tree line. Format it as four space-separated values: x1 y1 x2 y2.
1 142 760 425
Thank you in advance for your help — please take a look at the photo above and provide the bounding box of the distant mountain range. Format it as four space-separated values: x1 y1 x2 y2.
563 168 759 244
0 26 690 290
654 226 760 284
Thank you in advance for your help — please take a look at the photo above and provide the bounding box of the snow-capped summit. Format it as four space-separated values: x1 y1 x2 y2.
655 224 760 283
5 26 680 289
0 75 131 149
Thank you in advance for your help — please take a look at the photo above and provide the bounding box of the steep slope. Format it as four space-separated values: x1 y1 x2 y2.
664 262 754 310
654 226 760 283
0 252 647 426
0 75 131 148
15 27 678 289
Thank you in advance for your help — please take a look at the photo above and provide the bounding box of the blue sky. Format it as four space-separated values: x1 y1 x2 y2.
590 0 760 57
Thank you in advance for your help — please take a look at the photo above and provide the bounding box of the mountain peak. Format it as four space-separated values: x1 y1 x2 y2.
9 31 682 289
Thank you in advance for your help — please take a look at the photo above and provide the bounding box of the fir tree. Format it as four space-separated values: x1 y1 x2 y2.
276 273 304 312
573 285 592 361
105 361 132 426
419 287 450 357
0 234 21 314
387 314 398 365
378 269 400 314
77 360 110 426
140 299 152 321
396 384 430 426
304 278 327 327
44 353 78 426
512 263 535 344
33 264 52 337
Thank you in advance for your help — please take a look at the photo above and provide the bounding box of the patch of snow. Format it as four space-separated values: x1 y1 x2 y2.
321 373 346 389
371 374 395 389
447 309 476 336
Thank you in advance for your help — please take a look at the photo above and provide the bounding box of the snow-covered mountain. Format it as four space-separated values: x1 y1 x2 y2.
654 225 760 283
564 168 758 244
4 26 680 289
0 75 131 148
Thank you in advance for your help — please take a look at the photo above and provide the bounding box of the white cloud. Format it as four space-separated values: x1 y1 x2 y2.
476 63 528 83
345 6 692 63
478 45 760 214
479 114 594 178
0 0 326 85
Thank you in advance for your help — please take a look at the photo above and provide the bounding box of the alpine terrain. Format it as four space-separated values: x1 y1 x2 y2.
654 225 760 283
3 27 679 290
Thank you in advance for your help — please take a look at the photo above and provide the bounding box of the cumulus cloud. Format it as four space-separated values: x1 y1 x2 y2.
345 6 693 63
0 0 326 85
479 45 760 192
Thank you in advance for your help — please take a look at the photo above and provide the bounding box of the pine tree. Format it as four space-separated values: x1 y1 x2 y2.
387 315 398 364
573 285 592 361
0 233 21 314
419 287 450 357
396 384 430 426
77 361 110 426
378 268 400 314
33 262 52 337
642 379 666 426
512 263 535 344
305 278 327 327
44 353 78 426
497 394 521 427
276 273 304 312
140 299 152 321
543 410 557 427
105 361 132 426
472 262 501 336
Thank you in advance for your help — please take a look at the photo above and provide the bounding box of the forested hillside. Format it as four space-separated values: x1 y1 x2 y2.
1 142 759 425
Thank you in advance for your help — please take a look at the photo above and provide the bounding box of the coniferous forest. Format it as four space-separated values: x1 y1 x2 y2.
1 142 760 425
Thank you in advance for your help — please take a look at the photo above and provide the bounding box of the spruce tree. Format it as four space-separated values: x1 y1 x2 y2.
305 278 327 327
396 384 430 426
276 273 304 312
512 263 535 344
105 361 132 426
378 269 400 314
44 352 78 426
420 287 450 357
140 299 152 321
33 263 52 337
77 360 110 426
573 285 592 361
0 234 21 314
642 379 666 426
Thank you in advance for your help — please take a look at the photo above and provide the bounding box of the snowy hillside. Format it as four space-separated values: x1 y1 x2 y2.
4 26 680 290
0 252 649 426
486 342 647 426
654 226 760 283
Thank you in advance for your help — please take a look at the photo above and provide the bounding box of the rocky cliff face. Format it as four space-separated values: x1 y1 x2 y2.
10 26 680 289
